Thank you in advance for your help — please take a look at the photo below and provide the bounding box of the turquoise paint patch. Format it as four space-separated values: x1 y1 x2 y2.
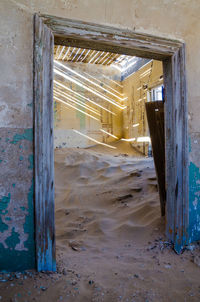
0 194 11 234
2 210 8 215
5 217 11 221
189 162 200 242
19 156 24 161
28 154 34 170
5 227 20 250
0 243 35 271
0 193 11 211
0 217 8 232
12 184 16 188
0 159 2 164
10 128 33 145
0 181 35 271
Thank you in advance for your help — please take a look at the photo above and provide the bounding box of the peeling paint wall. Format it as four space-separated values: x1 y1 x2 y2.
1 0 200 270
189 134 200 242
0 128 35 271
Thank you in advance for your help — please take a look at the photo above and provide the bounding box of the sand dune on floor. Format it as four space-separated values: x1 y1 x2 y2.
54 144 160 249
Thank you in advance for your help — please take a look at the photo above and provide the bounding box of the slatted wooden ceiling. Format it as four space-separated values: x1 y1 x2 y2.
54 45 133 66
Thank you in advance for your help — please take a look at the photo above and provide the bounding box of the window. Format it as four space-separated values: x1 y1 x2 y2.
151 85 164 101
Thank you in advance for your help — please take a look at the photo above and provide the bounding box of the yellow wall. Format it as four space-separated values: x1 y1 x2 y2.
54 62 123 148
122 60 163 155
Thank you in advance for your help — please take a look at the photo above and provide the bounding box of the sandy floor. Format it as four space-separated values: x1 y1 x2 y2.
0 142 200 302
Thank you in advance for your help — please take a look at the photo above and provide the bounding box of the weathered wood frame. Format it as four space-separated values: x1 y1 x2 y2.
33 14 188 271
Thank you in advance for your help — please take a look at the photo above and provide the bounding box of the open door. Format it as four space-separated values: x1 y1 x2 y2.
145 101 166 216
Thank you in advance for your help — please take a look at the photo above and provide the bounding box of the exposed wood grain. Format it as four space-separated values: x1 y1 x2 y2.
40 14 182 60
145 101 166 216
163 46 189 252
33 14 56 271
163 57 175 241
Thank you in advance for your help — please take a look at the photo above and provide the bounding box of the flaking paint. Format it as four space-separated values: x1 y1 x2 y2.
0 128 35 271
189 161 200 242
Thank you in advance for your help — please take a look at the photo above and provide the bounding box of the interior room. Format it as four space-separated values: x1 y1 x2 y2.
53 45 167 294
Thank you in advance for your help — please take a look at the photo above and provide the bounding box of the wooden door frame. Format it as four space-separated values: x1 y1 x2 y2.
33 14 188 271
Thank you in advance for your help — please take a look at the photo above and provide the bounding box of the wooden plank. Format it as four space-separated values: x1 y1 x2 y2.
179 44 189 249
173 47 189 252
163 47 189 253
40 14 182 61
33 14 56 271
163 57 175 242
145 101 166 216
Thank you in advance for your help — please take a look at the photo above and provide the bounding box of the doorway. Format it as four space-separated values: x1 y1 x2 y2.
33 14 188 271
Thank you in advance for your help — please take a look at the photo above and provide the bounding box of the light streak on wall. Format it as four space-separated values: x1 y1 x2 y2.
54 80 116 115
102 75 123 88
132 123 139 128
54 67 126 110
140 68 152 78
73 130 117 149
137 136 151 143
54 89 101 116
140 68 152 76
121 136 150 142
100 129 118 139
54 60 127 101
82 71 125 97
55 87 100 114
121 138 136 142
54 95 100 121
